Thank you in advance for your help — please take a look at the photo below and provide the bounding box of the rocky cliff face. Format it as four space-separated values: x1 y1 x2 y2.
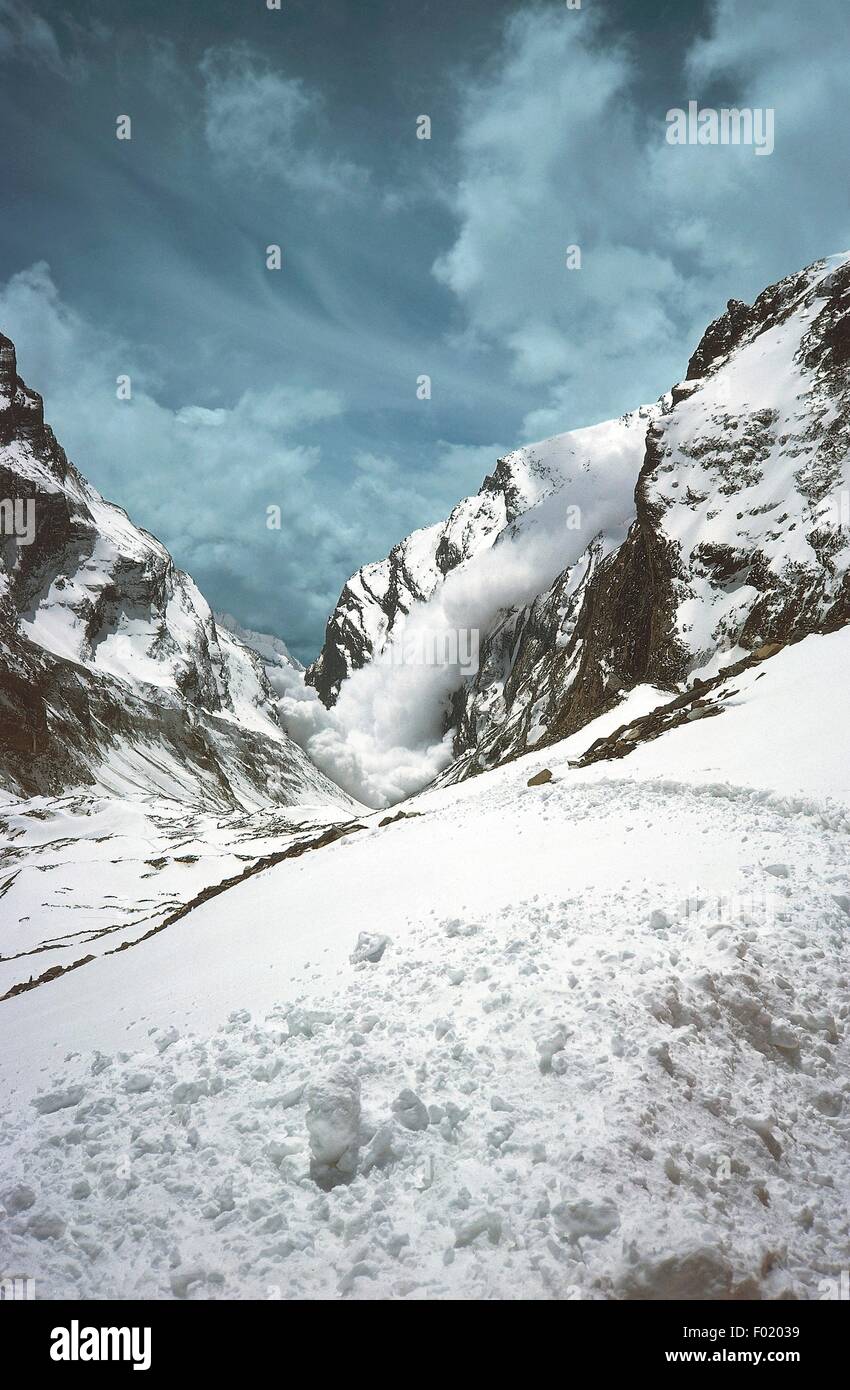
0 333 353 809
525 255 850 735
309 253 850 781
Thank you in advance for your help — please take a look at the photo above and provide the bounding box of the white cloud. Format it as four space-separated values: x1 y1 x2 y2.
430 7 695 429
433 0 850 432
200 46 368 197
0 0 63 71
0 0 97 78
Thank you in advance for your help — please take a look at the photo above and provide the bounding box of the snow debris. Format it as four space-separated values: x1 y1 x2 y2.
350 932 391 964
391 1089 429 1132
306 1067 362 1191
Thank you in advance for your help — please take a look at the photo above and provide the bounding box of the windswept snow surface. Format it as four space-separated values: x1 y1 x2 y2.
0 631 849 1300
0 797 355 999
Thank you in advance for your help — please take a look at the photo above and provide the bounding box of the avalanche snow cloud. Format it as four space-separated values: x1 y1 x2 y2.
279 413 650 805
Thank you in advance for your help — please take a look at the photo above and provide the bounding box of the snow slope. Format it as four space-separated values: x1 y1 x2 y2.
566 628 850 806
1 627 848 1300
215 612 304 683
0 795 355 1000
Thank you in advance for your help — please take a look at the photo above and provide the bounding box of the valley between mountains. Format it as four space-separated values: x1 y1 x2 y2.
1 254 849 1300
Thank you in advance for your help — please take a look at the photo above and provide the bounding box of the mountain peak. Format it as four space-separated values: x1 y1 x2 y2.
0 329 45 447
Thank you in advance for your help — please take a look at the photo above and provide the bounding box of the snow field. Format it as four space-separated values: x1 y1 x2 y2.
1 772 848 1300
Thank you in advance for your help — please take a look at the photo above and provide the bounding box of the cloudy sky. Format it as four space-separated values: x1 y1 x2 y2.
1 0 849 660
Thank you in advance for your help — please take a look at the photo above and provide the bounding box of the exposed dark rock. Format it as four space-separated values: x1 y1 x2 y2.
377 809 422 827
527 768 553 786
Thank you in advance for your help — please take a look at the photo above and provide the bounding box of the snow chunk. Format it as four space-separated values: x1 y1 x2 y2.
2 1184 36 1215
552 1197 620 1242
350 932 390 964
306 1066 361 1190
617 1243 736 1300
454 1211 502 1248
536 1026 568 1073
31 1086 84 1115
171 1080 208 1107
764 863 790 878
27 1212 66 1240
124 1072 154 1094
391 1089 429 1132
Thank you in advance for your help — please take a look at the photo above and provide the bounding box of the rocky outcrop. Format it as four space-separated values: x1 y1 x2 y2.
445 254 850 779
0 333 354 809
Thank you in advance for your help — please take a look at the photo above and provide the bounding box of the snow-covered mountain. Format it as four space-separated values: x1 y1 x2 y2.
0 333 352 810
2 254 850 1304
308 254 850 784
306 405 656 707
216 612 303 680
